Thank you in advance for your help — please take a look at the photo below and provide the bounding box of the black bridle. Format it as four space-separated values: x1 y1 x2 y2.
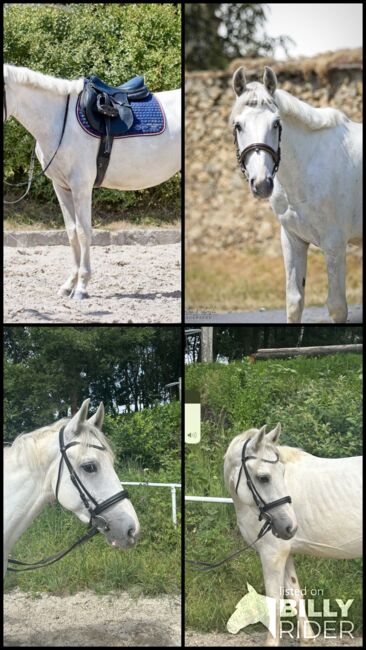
233 121 282 180
55 425 130 531
8 426 129 572
187 437 291 572
235 437 291 532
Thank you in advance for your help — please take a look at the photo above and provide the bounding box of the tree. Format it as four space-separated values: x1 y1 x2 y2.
185 3 294 71
4 326 181 439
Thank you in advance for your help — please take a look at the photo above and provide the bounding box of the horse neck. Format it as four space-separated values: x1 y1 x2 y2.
9 82 68 149
4 433 58 555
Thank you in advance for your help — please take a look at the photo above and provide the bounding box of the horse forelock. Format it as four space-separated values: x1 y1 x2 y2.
230 82 278 123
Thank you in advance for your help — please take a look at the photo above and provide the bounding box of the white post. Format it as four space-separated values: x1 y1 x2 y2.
201 327 213 362
171 486 177 526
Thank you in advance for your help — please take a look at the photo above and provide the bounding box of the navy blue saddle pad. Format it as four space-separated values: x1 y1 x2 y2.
76 89 166 139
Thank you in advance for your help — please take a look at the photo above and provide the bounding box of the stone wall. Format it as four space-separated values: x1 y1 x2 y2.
185 50 362 256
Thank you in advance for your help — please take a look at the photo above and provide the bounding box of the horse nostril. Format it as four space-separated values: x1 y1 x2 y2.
286 524 297 537
128 525 136 538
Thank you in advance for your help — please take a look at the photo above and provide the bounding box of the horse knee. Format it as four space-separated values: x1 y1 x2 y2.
76 225 92 243
66 226 78 245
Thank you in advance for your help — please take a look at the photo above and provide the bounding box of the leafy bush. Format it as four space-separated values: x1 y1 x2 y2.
4 3 181 222
104 401 181 472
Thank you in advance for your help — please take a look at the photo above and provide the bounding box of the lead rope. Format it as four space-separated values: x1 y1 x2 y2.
7 526 99 572
186 520 272 572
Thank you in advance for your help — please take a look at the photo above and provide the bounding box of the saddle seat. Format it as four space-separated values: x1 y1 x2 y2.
81 74 150 136
89 75 148 99
79 74 151 187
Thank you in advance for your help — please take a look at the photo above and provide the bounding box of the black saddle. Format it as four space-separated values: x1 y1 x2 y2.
80 74 150 186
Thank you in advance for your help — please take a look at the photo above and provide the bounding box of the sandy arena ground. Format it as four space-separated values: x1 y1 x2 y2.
4 588 181 647
4 243 181 323
185 630 362 646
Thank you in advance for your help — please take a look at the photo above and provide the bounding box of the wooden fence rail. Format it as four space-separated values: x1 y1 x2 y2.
253 344 362 360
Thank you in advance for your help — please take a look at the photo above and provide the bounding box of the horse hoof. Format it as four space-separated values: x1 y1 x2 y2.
72 290 89 300
58 287 73 297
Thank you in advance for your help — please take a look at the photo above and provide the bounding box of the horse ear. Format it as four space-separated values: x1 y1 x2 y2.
266 422 281 444
263 66 277 96
87 402 105 430
250 426 267 452
247 582 255 593
64 398 90 437
233 67 246 96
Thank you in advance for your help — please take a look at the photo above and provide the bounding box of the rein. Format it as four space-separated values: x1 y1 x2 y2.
3 83 70 204
7 426 129 572
187 437 291 572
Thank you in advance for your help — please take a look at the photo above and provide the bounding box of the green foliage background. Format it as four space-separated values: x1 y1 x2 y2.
4 3 181 225
185 355 362 633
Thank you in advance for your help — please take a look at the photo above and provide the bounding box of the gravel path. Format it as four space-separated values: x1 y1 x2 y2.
4 243 181 323
4 588 181 647
185 629 362 646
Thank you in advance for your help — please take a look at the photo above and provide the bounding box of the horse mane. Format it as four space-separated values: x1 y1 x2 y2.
224 429 311 493
230 80 348 131
3 64 83 96
274 88 347 130
7 417 114 468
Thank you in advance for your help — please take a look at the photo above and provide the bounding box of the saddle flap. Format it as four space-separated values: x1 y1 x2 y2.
81 84 134 134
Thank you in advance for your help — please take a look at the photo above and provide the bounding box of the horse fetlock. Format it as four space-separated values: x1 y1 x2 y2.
327 301 347 323
286 301 303 323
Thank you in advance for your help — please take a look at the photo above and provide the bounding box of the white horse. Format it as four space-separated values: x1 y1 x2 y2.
3 64 181 299
4 399 140 576
230 67 362 323
224 424 362 646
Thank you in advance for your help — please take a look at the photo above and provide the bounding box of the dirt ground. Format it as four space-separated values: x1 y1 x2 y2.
185 629 363 646
4 243 181 323
4 588 181 647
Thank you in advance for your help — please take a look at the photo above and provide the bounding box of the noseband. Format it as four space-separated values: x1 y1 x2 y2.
233 121 282 180
56 425 129 532
235 437 291 536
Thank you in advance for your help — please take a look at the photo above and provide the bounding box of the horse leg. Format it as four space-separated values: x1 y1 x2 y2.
53 182 80 297
71 189 93 300
324 246 347 322
281 227 309 323
284 556 317 644
260 549 288 646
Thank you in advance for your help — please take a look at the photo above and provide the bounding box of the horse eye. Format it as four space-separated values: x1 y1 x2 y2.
235 123 242 132
258 475 270 483
273 120 280 129
82 463 97 473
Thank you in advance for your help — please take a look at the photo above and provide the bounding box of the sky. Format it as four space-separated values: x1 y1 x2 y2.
265 3 363 60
